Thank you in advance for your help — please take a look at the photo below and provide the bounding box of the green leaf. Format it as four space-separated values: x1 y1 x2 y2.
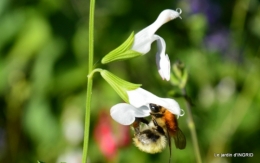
100 70 141 102
101 32 142 64
172 62 182 80
171 61 189 89
170 73 180 86
37 161 45 163
180 69 188 89
105 50 142 63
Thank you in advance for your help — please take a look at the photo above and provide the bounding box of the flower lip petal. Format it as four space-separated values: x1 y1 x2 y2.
155 35 170 81
110 103 150 125
134 105 151 117
159 54 170 81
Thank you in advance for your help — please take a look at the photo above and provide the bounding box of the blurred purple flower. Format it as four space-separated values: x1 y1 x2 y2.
187 0 239 59
204 28 231 53
204 28 240 61
189 0 221 25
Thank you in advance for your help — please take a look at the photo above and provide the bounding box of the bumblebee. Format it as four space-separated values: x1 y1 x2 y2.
132 104 186 162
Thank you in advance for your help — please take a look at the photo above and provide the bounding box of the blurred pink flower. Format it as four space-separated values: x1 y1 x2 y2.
117 125 131 147
94 111 130 160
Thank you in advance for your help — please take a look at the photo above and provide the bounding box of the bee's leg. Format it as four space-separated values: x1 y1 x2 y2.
166 128 172 163
133 117 149 134
136 117 149 125
132 119 140 134
152 118 159 126
150 112 163 118
152 119 165 135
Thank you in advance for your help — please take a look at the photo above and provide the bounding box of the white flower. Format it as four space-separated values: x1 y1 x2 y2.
110 88 184 125
131 9 182 81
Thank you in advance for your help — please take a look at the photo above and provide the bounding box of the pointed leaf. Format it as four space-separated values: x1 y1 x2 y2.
37 161 45 163
104 50 142 63
102 32 142 64
173 63 182 80
180 69 188 88
170 73 180 86
100 70 141 102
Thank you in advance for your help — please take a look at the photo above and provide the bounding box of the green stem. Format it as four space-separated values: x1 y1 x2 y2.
82 0 95 163
87 68 103 79
230 0 251 45
182 89 202 163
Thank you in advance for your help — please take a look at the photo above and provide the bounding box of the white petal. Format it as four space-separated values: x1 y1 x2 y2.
131 34 156 54
158 54 170 81
155 35 171 81
157 98 182 116
131 9 181 54
110 103 150 125
127 88 182 116
127 88 159 108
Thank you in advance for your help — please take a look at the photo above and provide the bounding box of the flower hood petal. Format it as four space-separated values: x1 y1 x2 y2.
131 9 181 54
127 88 182 116
110 103 150 125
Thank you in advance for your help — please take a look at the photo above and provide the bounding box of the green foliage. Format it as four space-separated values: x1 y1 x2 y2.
1 0 260 163
37 161 45 163
171 60 188 89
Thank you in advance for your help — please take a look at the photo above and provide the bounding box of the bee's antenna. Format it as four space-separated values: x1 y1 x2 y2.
167 129 172 163
93 59 100 67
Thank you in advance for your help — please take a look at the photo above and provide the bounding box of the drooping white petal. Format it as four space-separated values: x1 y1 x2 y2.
127 88 182 116
131 9 181 54
110 103 150 125
155 35 171 81
158 54 170 81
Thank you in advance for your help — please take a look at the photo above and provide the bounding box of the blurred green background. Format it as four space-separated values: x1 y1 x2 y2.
0 0 260 163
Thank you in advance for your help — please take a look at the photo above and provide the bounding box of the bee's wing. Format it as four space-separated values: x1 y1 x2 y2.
173 128 186 149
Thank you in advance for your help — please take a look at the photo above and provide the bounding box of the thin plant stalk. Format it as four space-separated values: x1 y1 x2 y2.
82 0 95 163
182 88 202 163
